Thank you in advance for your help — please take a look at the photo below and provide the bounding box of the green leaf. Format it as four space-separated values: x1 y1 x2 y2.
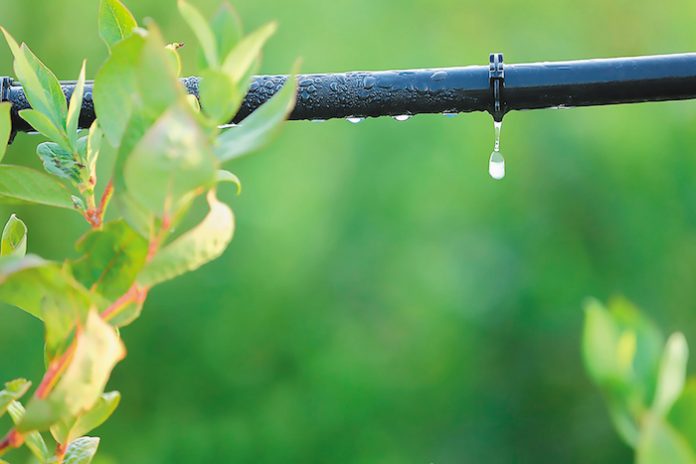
607 399 640 447
98 0 138 51
199 69 240 125
0 165 75 210
669 380 696 451
37 142 81 182
67 61 87 148
138 191 234 287
51 391 120 445
0 255 100 359
63 436 100 464
7 401 51 462
0 102 12 162
222 22 277 83
1 28 67 131
19 311 125 432
94 33 145 146
582 298 663 400
124 104 217 216
211 2 243 59
653 333 689 416
215 65 298 163
0 378 30 417
216 169 242 194
71 220 148 300
637 415 696 464
178 0 219 68
85 122 103 180
111 112 157 238
1 214 27 257
19 109 71 151
135 24 185 117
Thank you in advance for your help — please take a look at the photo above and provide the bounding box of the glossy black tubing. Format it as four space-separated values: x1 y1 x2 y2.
3 53 696 134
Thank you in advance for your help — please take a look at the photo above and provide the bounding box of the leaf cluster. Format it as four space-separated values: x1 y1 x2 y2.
0 0 297 462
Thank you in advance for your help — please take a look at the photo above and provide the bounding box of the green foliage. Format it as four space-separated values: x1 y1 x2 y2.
0 165 75 209
584 298 696 463
98 0 137 51
7 401 51 462
0 379 31 418
137 191 235 287
0 0 296 461
51 392 120 445
0 103 12 161
63 437 99 464
1 214 27 257
71 221 148 301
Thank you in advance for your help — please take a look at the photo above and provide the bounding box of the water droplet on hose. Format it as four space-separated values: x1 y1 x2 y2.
431 71 448 81
347 117 364 124
488 120 505 180
363 76 376 89
393 115 411 121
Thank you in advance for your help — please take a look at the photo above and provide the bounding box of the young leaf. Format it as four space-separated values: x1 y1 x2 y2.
19 311 125 432
67 61 87 148
7 401 51 462
1 28 67 131
136 24 185 117
98 0 138 51
199 69 240 125
0 102 11 162
653 333 689 416
85 122 103 180
0 378 31 417
0 255 100 359
51 391 120 445
94 33 145 146
178 0 219 68
19 109 71 151
1 214 27 257
71 220 148 300
211 2 243 59
637 415 696 464
0 165 75 210
222 22 277 83
37 142 82 182
216 169 242 194
669 380 696 451
124 104 217 217
63 436 100 464
138 191 234 287
215 67 298 163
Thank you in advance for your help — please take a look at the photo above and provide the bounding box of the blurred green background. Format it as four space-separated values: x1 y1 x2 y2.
1 0 696 462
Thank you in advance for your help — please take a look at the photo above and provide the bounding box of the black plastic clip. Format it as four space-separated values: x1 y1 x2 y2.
489 53 505 122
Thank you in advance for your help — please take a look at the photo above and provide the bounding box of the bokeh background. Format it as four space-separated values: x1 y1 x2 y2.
1 0 696 462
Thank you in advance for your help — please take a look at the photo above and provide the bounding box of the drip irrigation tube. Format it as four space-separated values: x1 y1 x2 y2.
2 52 696 135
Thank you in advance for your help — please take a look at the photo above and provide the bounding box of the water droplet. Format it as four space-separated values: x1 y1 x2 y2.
488 120 505 180
312 119 326 123
347 117 364 124
442 112 457 118
489 151 505 180
363 76 376 89
393 114 411 121
431 71 448 81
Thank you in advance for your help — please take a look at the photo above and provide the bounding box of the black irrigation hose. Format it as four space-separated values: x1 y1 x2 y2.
2 52 696 135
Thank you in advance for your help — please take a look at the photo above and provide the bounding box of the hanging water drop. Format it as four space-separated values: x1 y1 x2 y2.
393 114 411 121
488 120 505 180
347 117 364 124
